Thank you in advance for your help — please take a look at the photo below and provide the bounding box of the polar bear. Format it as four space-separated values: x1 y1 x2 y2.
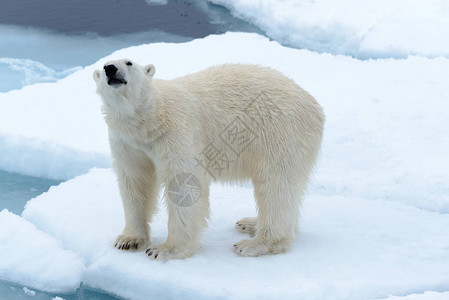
93 59 324 260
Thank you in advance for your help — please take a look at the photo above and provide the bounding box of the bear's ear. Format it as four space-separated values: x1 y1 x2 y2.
144 64 156 77
93 70 101 82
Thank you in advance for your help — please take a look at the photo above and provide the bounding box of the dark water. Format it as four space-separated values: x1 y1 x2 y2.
0 0 260 37
0 0 262 92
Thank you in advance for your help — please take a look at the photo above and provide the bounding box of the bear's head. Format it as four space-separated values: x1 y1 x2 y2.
93 59 155 108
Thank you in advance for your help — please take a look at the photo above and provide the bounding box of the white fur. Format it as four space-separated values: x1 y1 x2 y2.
93 59 325 259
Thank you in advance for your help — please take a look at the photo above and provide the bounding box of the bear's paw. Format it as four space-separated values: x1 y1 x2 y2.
235 217 257 237
232 239 290 256
114 235 148 252
145 242 193 260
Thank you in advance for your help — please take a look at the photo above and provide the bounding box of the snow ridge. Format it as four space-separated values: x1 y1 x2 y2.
209 0 449 59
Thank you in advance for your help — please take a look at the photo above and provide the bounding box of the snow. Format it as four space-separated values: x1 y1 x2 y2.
0 31 448 298
208 0 449 59
23 287 36 296
0 210 85 293
0 57 80 91
383 292 449 300
0 134 110 181
14 168 449 299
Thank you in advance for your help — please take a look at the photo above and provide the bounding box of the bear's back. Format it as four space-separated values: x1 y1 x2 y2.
154 64 324 180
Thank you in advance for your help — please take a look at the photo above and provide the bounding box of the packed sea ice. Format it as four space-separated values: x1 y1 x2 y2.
0 30 448 299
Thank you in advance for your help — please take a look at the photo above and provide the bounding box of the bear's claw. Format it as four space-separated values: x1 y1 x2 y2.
114 235 147 252
145 242 192 260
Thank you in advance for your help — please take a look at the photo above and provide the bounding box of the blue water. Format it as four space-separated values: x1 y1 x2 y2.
0 170 60 215
0 1 261 299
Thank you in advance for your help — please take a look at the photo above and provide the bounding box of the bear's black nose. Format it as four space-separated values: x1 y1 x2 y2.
104 64 117 78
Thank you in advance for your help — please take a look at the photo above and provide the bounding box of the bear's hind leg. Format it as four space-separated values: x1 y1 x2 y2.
233 173 305 256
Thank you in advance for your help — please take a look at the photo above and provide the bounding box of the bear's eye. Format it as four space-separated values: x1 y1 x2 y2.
126 61 132 66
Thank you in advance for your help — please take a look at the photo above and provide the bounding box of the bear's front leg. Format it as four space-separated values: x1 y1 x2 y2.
146 173 210 260
112 146 159 252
